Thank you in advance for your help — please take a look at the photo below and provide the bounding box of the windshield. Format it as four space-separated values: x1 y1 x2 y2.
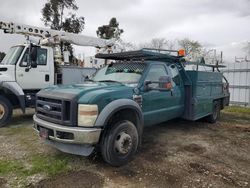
93 63 146 84
1 46 24 65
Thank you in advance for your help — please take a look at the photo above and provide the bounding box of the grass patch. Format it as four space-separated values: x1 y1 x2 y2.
0 155 70 178
30 155 69 176
1 126 32 136
0 160 27 176
223 106 250 114
221 106 250 124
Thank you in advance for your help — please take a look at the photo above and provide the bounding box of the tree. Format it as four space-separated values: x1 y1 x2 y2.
139 38 176 50
0 52 6 63
96 18 124 40
41 0 85 61
178 38 202 58
41 0 84 31
114 39 137 52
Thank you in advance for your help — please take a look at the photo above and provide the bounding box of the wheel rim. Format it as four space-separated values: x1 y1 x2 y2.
0 104 5 119
114 131 132 155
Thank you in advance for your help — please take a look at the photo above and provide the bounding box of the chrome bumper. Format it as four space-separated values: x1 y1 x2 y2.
33 115 101 145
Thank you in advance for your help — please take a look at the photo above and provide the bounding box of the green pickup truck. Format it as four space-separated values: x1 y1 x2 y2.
33 49 230 166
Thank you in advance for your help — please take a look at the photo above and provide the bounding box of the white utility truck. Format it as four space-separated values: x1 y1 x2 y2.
0 21 113 127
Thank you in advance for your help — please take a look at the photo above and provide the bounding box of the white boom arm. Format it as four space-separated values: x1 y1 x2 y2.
0 21 114 48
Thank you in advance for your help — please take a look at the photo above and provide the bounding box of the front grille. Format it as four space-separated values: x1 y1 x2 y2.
36 96 75 126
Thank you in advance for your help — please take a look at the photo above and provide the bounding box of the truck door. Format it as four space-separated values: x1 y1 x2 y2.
16 47 53 90
141 64 184 126
167 63 185 116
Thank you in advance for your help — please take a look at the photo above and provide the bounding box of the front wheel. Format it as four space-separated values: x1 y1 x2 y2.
101 120 139 167
206 101 220 123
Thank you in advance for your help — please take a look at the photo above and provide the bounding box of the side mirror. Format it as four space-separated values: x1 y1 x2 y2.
144 80 152 91
30 47 37 62
159 76 173 90
25 67 30 72
144 76 173 91
29 46 38 68
30 60 37 68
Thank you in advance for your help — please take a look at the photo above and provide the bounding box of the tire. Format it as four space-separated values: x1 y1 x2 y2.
0 96 13 127
101 120 139 167
206 101 220 123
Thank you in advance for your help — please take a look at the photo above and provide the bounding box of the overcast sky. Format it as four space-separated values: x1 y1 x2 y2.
0 0 249 61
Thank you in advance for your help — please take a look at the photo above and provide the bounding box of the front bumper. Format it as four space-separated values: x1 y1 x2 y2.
33 115 101 145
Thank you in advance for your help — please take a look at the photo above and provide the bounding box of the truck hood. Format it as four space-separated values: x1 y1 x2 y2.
41 82 134 103
0 65 15 83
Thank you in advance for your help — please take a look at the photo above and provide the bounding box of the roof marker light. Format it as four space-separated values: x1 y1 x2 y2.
178 49 185 57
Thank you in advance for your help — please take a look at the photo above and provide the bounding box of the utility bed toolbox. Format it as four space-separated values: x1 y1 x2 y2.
187 71 223 97
183 71 225 121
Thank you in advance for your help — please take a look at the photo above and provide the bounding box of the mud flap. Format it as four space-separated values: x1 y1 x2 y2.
18 95 25 113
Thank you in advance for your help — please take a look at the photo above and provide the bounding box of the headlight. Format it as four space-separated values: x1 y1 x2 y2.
78 104 98 127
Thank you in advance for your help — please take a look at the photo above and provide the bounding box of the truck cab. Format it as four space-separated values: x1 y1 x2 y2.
1 45 54 88
0 44 54 126
0 43 99 127
0 20 114 127
33 49 230 166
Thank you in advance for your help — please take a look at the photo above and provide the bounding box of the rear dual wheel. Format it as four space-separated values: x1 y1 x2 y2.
0 96 13 127
206 101 220 123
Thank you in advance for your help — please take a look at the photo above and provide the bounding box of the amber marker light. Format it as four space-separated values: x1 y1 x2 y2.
178 49 185 57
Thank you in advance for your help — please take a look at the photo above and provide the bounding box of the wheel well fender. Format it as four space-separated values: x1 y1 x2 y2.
94 99 144 135
0 82 25 113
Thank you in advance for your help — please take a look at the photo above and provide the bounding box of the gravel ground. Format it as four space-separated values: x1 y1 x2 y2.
0 108 249 188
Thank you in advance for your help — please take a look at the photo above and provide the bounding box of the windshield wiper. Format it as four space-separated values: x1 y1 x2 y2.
98 80 124 84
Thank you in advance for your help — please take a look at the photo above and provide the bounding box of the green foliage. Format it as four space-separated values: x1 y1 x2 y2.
62 14 84 33
223 106 250 114
0 155 69 177
0 160 26 176
41 0 84 32
41 0 85 60
221 106 250 124
97 17 124 39
30 155 69 176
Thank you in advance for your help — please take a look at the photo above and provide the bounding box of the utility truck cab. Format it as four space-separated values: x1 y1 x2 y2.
33 48 230 166
1 45 54 89
0 20 113 126
0 44 55 126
